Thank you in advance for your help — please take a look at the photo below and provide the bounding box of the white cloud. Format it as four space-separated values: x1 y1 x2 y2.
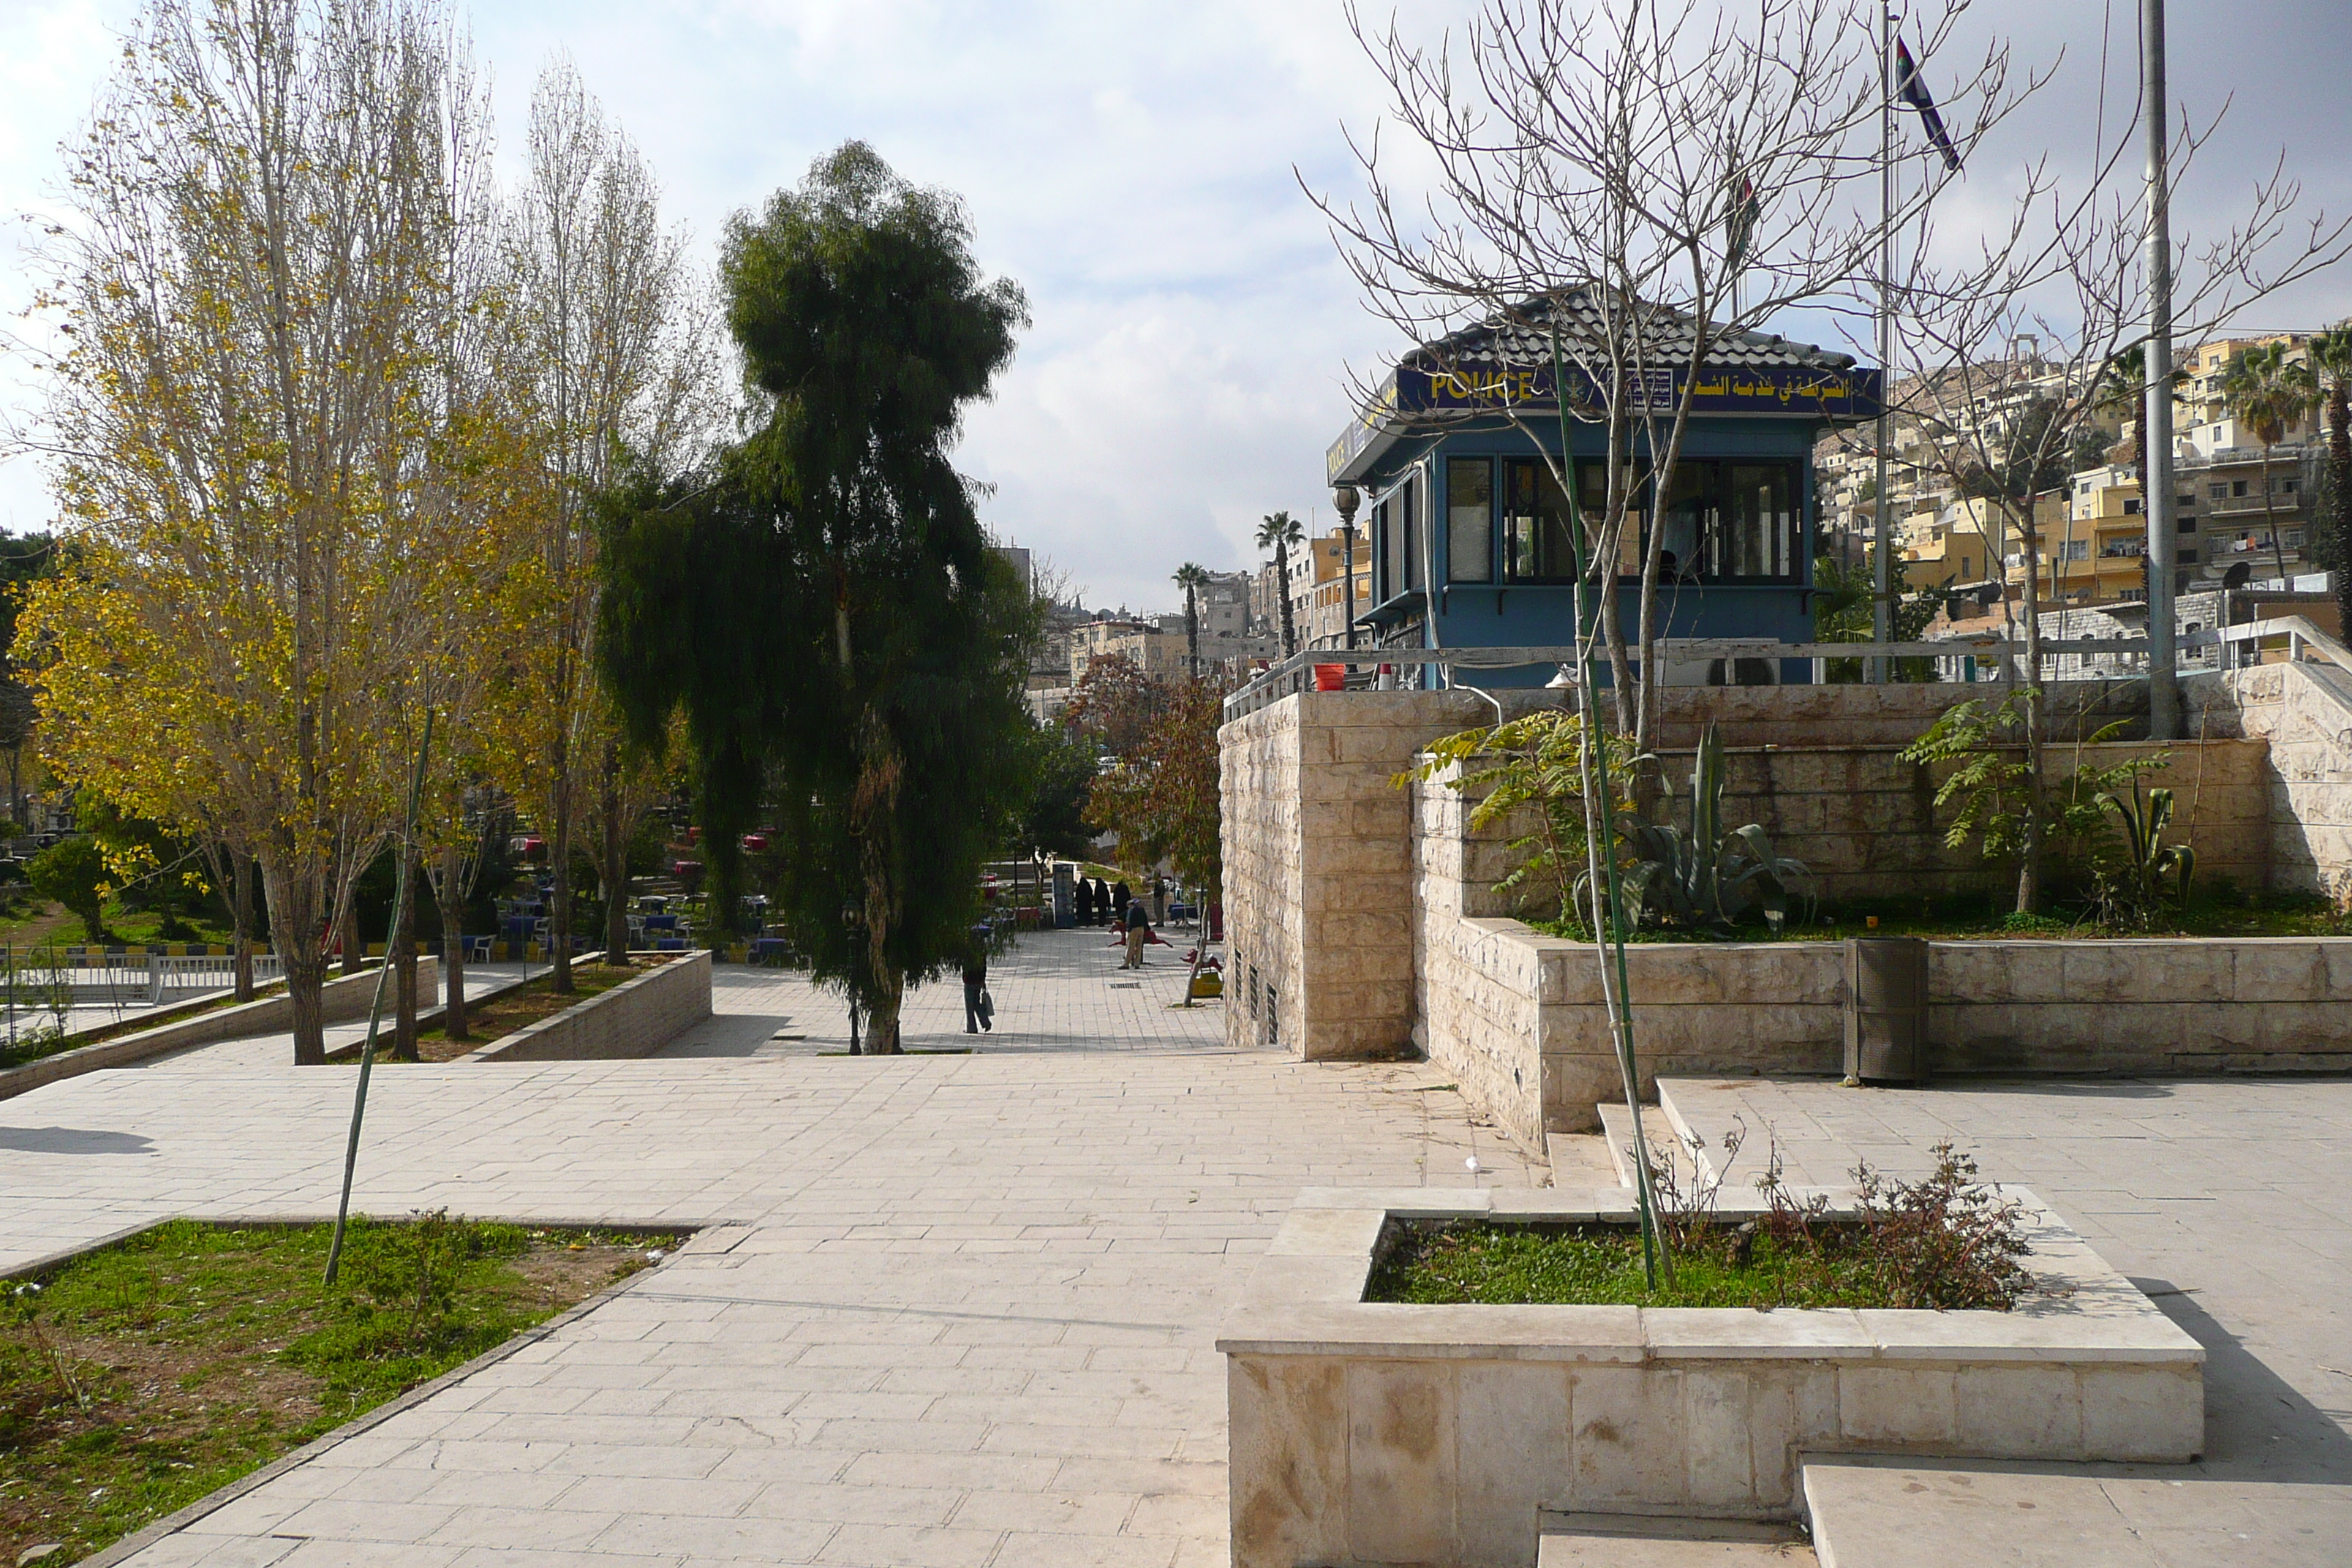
1 0 2348 608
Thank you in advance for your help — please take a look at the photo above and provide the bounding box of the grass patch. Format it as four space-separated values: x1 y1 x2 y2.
1368 1220 1907 1309
0 1215 675 1565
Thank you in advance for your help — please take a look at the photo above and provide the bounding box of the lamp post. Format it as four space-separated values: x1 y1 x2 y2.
1332 484 1361 651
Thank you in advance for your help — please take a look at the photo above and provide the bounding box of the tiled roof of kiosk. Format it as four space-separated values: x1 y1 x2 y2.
1407 290 1858 374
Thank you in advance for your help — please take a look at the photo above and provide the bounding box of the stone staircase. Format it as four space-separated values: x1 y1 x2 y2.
1543 1085 2199 1568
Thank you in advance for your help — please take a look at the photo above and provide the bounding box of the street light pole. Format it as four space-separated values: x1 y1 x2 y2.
2143 0 2180 739
1332 485 1361 651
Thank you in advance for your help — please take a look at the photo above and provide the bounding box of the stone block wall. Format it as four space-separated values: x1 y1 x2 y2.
0 959 440 1100
1704 739 2272 904
1224 690 1553 1060
2187 661 2352 905
470 951 711 1062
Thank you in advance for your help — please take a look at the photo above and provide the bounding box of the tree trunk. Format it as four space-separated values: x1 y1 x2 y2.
391 845 418 1061
853 705 905 1054
2261 446 2290 589
2014 497 2048 916
439 841 471 1042
602 741 630 963
261 858 331 1066
338 889 361 977
1274 543 1294 655
231 853 255 1004
550 764 575 993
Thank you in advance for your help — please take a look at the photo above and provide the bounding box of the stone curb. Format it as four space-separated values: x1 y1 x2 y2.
56 1213 750 1568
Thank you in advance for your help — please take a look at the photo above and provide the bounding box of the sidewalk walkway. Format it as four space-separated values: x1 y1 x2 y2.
0 926 1534 1568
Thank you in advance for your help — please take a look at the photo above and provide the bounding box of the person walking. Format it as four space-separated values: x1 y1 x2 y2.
1112 878 1131 919
963 927 993 1034
1151 875 1166 924
1123 896 1150 970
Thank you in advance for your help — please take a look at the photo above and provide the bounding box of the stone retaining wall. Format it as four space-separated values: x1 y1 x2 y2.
1417 909 2352 1139
2187 660 2352 905
0 959 439 1100
467 950 709 1062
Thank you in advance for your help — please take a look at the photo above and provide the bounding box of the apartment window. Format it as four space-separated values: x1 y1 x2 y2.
2179 516 2197 533
2057 539 2089 562
2176 493 2195 508
2123 498 2142 514
1447 458 1493 583
2286 527 2307 549
2209 483 2229 500
2177 549 2201 566
2277 477 2299 494
2232 480 2250 497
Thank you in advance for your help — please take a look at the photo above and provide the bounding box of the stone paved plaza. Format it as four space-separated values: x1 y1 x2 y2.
4 927 1539 1567
3 926 2349 1564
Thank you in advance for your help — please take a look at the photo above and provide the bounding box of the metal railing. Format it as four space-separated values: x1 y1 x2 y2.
1221 617 2352 722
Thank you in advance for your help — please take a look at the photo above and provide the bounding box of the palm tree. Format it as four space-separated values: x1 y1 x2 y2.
2220 342 2321 589
1255 510 1305 657
2092 346 2187 492
2307 325 2352 639
1173 562 1210 679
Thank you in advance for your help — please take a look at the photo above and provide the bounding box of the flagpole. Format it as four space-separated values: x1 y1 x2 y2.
1870 4 1895 684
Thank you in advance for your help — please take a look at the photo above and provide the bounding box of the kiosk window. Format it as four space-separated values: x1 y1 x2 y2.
1448 459 1493 583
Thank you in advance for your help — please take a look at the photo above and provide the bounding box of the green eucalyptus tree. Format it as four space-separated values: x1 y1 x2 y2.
598 143 1033 1055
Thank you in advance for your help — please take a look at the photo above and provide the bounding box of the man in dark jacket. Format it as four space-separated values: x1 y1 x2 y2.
963 927 992 1033
1122 897 1150 969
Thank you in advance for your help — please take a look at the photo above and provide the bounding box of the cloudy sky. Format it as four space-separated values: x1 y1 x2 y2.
3 1 2348 614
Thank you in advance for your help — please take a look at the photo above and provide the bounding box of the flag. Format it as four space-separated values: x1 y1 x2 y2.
1895 37 1961 173
1725 173 1760 267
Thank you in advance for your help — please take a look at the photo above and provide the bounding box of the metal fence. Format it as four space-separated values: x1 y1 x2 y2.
1219 617 2352 723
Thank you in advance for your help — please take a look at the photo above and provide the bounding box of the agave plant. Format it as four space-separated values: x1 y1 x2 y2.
1583 722 1813 934
2093 780 2195 928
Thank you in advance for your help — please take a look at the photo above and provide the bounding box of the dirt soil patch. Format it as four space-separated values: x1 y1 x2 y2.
0 1215 679 1565
407 959 654 1063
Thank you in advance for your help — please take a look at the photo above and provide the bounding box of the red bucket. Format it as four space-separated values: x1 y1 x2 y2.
1312 664 1346 691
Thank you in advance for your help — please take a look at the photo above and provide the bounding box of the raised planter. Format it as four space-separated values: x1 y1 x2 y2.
0 958 439 1100
465 950 710 1063
1218 1187 2201 1568
1420 924 2352 1143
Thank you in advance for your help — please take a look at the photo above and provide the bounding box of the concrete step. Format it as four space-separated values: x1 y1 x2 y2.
1597 1100 1697 1188
1802 1456 2182 1567
1548 1131 1624 1187
1539 1511 1814 1566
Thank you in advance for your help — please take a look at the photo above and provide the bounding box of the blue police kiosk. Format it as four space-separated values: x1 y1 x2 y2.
1327 293 1882 686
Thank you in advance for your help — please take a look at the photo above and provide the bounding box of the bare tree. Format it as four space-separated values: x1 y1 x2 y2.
28 0 486 1063
1880 20 2351 913
500 55 716 990
1314 0 2033 755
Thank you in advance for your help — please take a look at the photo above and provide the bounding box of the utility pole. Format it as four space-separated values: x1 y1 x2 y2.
2143 0 2180 739
1869 2 1896 684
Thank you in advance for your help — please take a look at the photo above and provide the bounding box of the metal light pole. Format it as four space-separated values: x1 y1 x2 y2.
1869 1 1896 685
1332 484 1360 651
2143 0 2180 739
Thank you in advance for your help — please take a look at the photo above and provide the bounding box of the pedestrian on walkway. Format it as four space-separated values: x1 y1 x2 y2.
1151 875 1166 924
963 927 993 1034
1123 897 1150 969
1112 879 1131 919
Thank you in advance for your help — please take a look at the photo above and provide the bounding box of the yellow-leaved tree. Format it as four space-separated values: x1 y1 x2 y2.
23 0 500 1063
